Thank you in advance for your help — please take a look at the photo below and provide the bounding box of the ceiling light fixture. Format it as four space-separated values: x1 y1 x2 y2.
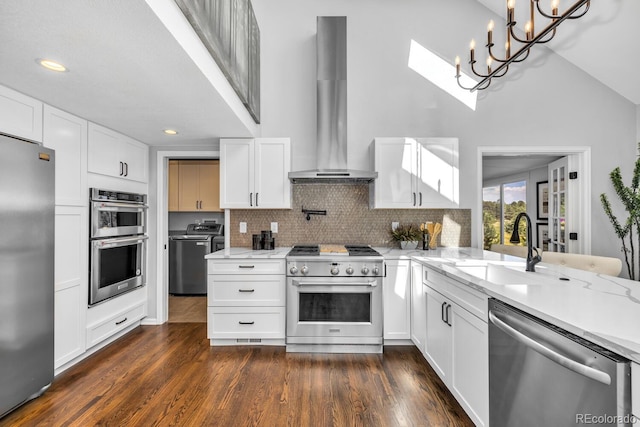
37 59 67 72
455 0 590 92
163 129 178 135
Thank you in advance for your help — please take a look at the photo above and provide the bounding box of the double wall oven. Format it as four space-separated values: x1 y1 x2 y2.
89 188 148 306
286 245 384 353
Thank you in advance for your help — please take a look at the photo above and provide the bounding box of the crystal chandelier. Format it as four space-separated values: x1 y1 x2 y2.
455 0 591 91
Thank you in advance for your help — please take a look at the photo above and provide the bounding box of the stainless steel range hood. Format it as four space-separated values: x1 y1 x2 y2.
288 17 377 184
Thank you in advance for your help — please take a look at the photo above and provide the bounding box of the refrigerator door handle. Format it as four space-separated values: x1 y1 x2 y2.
489 310 611 385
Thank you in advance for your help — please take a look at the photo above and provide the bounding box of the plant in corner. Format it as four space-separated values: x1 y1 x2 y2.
600 148 640 280
389 223 422 249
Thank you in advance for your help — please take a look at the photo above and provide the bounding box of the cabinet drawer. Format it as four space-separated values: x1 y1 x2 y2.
208 307 285 339
423 266 488 321
86 303 145 348
208 275 285 306
208 259 285 275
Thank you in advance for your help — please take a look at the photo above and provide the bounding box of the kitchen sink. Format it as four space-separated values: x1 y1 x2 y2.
451 261 574 286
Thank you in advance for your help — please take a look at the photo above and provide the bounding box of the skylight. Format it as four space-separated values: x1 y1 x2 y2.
408 40 478 111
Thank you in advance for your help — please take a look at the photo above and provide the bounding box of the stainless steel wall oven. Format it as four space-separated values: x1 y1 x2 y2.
89 189 148 305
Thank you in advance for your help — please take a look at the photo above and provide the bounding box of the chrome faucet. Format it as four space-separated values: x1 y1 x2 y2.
509 212 542 272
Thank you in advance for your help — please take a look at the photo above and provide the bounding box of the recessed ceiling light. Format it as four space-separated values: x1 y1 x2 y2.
37 59 67 72
163 129 178 135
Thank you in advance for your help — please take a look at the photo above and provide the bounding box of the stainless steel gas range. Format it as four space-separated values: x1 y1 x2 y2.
286 245 384 354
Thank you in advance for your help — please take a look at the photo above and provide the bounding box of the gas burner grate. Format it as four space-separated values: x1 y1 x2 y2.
344 245 381 256
288 245 319 256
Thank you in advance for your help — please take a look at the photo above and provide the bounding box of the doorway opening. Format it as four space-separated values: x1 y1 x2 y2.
477 146 591 255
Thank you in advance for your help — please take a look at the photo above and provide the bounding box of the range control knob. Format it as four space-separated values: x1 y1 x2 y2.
361 266 370 275
345 266 354 275
289 266 299 275
330 266 340 275
372 266 380 276
301 265 309 275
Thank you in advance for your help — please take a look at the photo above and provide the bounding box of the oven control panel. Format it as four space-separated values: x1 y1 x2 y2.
287 260 383 277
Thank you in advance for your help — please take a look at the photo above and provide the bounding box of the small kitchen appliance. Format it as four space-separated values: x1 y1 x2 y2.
286 244 384 353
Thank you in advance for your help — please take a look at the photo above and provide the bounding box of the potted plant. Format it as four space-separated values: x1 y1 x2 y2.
389 224 422 250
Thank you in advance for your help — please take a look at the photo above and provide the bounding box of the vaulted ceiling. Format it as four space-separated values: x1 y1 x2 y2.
0 1 635 147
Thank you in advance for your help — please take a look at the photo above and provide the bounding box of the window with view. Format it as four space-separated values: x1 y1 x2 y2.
483 180 527 250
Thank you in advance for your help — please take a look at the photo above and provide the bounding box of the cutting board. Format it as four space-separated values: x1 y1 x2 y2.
319 244 349 255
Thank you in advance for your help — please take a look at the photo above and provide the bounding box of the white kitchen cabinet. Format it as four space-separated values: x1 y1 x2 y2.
423 265 489 427
88 122 148 183
220 138 291 209
43 105 87 206
383 259 411 341
0 84 43 142
371 137 459 209
53 206 87 369
207 259 286 345
410 261 427 353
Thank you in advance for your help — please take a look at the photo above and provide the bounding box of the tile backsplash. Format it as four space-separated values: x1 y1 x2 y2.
229 184 471 248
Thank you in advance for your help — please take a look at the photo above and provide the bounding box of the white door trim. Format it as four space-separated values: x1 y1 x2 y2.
476 146 591 254
155 150 220 324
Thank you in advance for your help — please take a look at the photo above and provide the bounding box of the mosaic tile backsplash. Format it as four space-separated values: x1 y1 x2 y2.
229 184 471 248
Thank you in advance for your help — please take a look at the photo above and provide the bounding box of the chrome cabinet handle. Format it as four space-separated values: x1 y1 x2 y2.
119 161 124 176
441 302 447 323
489 311 612 385
124 162 128 177
446 304 452 327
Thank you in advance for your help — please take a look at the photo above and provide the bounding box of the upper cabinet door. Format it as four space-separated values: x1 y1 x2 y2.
0 85 43 142
220 138 291 209
220 138 255 208
372 137 459 209
254 138 291 209
119 136 148 183
199 160 222 212
372 138 417 208
416 138 459 209
87 123 148 183
43 106 88 207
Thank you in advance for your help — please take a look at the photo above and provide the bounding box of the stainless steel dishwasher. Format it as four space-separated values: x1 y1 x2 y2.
489 299 631 427
169 223 223 295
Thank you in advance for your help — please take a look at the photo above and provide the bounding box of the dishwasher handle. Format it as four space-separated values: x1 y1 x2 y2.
489 310 612 386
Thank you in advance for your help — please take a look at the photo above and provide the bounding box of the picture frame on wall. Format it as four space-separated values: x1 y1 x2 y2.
537 181 549 220
537 223 549 251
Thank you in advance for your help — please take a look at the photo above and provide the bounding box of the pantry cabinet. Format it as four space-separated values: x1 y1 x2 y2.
423 265 488 427
371 137 459 209
88 122 148 183
220 138 291 209
169 159 222 212
383 259 411 341
0 84 43 142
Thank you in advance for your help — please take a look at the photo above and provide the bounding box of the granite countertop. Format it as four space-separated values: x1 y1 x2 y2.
409 247 640 364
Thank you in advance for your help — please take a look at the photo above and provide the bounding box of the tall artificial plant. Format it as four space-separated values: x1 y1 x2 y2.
600 147 640 280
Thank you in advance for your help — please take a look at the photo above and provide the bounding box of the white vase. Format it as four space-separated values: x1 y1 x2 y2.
400 241 419 250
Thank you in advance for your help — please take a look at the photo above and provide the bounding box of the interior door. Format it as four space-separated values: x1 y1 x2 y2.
548 157 569 253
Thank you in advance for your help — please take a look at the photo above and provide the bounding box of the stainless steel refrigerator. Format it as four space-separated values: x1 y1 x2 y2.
0 133 55 417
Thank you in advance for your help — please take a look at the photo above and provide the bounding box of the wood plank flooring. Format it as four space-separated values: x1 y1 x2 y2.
2 324 474 427
168 295 207 323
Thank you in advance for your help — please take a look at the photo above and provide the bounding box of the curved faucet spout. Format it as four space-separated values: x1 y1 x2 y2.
510 212 542 272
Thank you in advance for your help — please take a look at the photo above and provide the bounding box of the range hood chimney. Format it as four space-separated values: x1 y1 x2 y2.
288 16 377 184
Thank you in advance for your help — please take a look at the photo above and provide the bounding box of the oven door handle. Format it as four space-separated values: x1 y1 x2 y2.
292 280 377 287
94 201 148 210
94 235 148 248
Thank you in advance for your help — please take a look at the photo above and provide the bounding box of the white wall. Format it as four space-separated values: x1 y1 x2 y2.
251 0 637 261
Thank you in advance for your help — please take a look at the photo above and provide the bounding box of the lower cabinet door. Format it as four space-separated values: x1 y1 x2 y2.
451 304 489 427
424 286 452 382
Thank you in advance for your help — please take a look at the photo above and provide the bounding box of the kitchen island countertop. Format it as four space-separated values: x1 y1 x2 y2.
404 247 640 364
205 247 292 259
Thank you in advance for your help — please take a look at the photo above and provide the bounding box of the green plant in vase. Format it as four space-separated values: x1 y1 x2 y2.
389 224 422 250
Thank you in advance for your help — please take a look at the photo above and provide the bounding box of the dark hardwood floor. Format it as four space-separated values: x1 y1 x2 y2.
2 324 474 427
